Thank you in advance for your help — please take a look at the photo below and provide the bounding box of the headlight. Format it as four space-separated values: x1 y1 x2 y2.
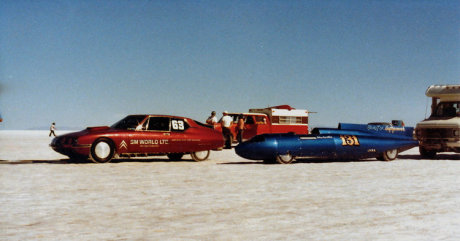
454 129 460 137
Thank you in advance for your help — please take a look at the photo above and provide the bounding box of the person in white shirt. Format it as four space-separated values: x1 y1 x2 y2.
49 122 56 137
220 111 233 149
206 111 218 125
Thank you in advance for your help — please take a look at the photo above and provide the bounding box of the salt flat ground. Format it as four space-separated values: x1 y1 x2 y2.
0 131 459 240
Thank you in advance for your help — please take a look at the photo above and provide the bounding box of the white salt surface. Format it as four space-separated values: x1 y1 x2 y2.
0 130 459 240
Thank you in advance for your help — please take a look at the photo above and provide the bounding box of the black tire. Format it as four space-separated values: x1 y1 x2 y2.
191 150 210 162
379 149 398 162
275 153 295 164
167 153 184 161
419 147 436 159
89 138 115 163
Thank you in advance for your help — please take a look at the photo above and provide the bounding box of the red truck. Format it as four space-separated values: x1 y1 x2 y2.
214 105 309 143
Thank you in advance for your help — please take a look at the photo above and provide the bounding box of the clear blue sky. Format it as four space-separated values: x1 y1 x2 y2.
1 0 459 130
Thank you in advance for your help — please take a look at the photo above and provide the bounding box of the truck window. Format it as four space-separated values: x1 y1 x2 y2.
279 116 303 124
433 102 460 117
245 116 255 124
255 116 266 124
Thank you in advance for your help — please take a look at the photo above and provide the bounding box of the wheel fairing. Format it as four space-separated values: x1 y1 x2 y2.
191 150 210 161
94 141 111 159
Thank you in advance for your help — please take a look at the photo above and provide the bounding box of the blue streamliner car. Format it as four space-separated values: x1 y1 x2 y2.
235 121 418 164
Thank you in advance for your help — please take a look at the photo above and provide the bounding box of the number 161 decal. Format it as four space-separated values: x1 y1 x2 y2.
340 135 360 146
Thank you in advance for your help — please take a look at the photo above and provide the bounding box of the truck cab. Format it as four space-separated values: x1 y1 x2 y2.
415 85 460 158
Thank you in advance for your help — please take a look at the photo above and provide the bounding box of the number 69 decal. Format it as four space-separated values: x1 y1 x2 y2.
171 120 185 130
340 135 360 146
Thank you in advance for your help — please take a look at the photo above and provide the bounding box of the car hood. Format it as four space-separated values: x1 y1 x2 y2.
86 126 111 132
56 126 112 138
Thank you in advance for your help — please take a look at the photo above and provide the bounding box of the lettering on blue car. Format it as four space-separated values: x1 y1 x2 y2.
340 135 360 146
384 127 405 133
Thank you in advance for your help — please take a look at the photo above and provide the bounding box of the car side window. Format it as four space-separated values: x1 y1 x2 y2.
147 117 170 131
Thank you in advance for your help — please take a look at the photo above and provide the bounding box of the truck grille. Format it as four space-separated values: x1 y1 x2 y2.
418 128 455 139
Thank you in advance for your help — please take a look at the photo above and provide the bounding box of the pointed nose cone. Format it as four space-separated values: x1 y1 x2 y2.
234 135 278 161
235 142 253 159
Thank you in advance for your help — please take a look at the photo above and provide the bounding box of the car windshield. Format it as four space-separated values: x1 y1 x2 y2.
111 115 147 130
432 101 460 118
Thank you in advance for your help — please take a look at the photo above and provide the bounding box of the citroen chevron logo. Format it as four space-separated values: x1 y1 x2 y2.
119 140 128 150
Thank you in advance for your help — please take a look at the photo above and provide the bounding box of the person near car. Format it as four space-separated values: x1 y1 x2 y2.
236 114 244 143
49 122 56 137
221 111 233 149
206 111 218 125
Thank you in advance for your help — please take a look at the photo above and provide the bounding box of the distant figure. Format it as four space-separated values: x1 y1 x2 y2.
206 111 218 125
49 122 56 137
221 111 233 149
236 114 245 143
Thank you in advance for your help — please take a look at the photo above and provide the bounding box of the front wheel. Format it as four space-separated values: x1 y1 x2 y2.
191 150 210 162
276 153 295 164
379 149 398 161
89 138 115 163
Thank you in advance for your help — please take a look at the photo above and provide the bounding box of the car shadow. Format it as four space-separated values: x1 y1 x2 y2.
110 158 197 163
219 158 382 165
0 158 198 165
0 159 76 164
397 153 460 161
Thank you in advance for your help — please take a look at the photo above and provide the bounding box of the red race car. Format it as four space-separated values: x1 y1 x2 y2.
50 114 224 163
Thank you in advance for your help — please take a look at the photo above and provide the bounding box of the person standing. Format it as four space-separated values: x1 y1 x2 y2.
49 122 56 137
220 111 233 149
236 114 245 143
206 111 218 125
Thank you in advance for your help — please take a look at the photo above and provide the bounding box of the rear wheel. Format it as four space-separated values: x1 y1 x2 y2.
89 138 115 163
275 153 294 164
191 150 210 162
379 149 398 161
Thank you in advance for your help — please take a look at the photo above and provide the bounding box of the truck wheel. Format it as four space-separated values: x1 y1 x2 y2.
191 150 210 162
276 153 294 164
167 153 184 161
90 138 115 163
420 147 436 159
380 149 398 161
